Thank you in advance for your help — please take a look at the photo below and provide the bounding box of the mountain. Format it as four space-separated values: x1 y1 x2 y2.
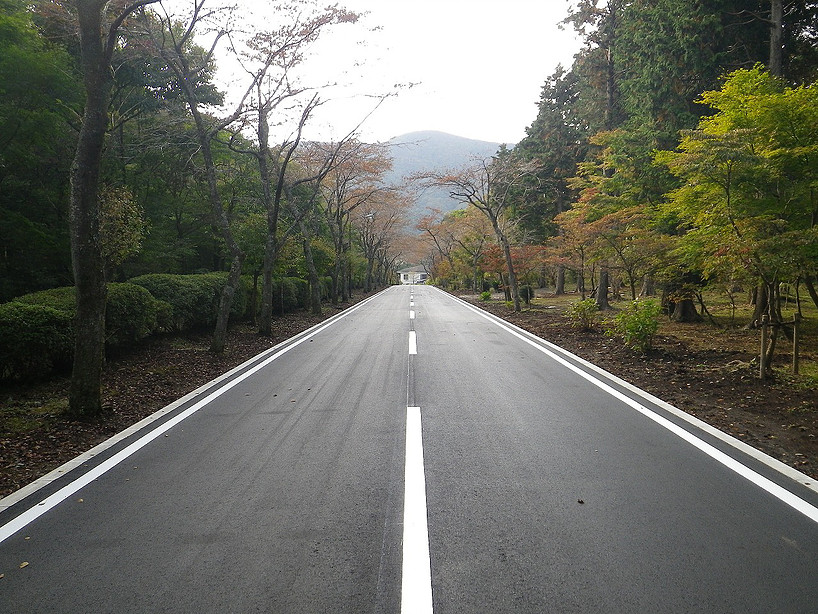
384 131 503 224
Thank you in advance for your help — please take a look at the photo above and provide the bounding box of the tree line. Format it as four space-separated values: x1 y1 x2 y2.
0 0 412 417
418 0 818 346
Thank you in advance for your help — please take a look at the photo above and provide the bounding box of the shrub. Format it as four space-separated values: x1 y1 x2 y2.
0 302 73 380
12 283 169 350
565 298 599 330
480 290 492 301
607 299 663 353
13 286 76 314
130 273 248 330
106 283 171 346
272 277 308 313
519 285 535 305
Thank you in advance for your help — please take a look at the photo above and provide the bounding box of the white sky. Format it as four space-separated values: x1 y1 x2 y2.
303 0 581 144
167 0 582 144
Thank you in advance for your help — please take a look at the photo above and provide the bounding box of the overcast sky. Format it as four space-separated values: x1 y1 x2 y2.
170 0 583 144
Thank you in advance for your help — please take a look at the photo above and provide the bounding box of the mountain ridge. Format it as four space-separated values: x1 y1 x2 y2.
384 131 504 223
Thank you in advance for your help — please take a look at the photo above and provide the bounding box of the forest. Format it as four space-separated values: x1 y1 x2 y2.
418 0 818 364
1 0 817 420
0 0 415 417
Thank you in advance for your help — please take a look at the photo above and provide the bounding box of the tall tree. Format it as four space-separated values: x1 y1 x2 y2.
657 67 818 334
68 0 159 418
419 151 538 311
145 1 255 353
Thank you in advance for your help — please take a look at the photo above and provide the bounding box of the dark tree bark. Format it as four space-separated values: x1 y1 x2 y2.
69 0 158 419
669 298 702 323
595 267 610 310
769 0 784 77
804 275 818 310
555 265 566 295
148 8 250 353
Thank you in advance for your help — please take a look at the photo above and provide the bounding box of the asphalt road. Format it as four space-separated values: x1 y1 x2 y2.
2 284 818 613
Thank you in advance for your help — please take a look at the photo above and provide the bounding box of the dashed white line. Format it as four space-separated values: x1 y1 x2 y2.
401 406 433 613
410 310 415 320
408 331 417 355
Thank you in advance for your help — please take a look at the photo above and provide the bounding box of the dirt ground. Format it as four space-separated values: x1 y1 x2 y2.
1 291 817 499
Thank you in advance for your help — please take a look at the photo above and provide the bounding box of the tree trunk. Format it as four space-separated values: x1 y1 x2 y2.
669 298 702 323
259 232 278 336
257 111 277 336
804 275 818 310
769 0 784 77
555 265 566 295
299 225 322 316
69 3 111 419
595 268 610 310
640 275 655 297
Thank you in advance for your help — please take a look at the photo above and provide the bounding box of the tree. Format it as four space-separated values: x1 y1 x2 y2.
418 151 538 311
68 0 159 418
227 3 359 332
353 190 408 292
657 66 818 337
145 1 256 353
0 0 81 300
314 139 392 303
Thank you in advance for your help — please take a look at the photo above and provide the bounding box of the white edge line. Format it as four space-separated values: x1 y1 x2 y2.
401 406 433 614
0 290 387 542
436 287 818 524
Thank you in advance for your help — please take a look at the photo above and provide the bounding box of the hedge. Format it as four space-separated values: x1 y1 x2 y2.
12 283 170 347
0 302 74 380
244 276 315 316
129 272 247 330
2 283 169 380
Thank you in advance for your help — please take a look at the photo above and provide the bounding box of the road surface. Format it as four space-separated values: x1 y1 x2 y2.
2 284 817 612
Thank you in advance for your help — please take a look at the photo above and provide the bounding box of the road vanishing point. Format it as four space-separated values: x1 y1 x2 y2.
2 285 818 612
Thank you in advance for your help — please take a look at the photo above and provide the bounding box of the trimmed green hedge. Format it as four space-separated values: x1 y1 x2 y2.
0 302 74 380
2 282 168 380
105 283 172 346
13 283 170 347
129 273 247 330
274 277 308 315
1 272 303 381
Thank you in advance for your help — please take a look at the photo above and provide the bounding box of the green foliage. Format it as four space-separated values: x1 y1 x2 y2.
273 277 309 315
105 283 171 346
129 273 248 331
100 186 147 269
0 2 80 301
12 283 170 348
565 298 600 330
0 302 73 380
480 291 492 301
0 282 172 380
607 299 663 353
320 277 333 300
657 67 818 290
13 286 76 313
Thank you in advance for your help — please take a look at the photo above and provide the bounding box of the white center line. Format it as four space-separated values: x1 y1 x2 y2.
408 331 417 355
410 310 415 320
401 406 434 613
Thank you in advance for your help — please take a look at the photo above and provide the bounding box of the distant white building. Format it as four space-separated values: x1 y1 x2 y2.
398 266 429 285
